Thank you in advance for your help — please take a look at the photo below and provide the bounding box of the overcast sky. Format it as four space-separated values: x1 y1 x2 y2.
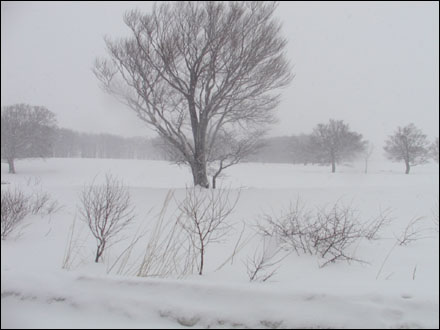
1 1 439 148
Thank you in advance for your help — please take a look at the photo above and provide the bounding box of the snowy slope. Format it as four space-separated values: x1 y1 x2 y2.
1 158 439 328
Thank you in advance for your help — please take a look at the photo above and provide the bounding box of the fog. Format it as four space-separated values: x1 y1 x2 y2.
1 1 439 150
1 3 439 327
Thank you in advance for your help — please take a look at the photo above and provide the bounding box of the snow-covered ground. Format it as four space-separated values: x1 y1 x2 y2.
1 158 439 329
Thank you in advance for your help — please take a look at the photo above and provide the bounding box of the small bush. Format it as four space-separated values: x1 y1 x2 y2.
178 187 239 275
1 188 31 239
1 184 60 240
259 200 391 267
79 174 135 263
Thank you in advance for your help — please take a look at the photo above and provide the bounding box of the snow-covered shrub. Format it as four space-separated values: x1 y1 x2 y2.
258 200 315 256
1 184 60 240
178 187 240 275
259 200 391 267
79 174 135 263
1 188 31 239
308 204 369 267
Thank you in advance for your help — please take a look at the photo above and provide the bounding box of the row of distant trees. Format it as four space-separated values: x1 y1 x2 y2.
53 129 161 160
262 120 438 174
1 104 438 177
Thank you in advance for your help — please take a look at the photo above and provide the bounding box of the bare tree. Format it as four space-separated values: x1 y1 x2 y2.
363 141 374 174
178 187 239 275
1 104 57 174
384 123 429 174
93 2 292 187
430 137 439 163
310 119 366 173
79 175 135 263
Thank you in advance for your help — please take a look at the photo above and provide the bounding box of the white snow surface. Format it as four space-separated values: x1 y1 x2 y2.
1 158 439 329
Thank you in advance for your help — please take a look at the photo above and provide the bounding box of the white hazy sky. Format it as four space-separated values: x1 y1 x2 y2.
1 1 439 148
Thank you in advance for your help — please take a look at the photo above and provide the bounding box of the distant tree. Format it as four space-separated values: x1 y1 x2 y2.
430 138 439 164
93 1 292 187
310 119 366 173
384 123 429 174
363 142 375 174
1 104 57 174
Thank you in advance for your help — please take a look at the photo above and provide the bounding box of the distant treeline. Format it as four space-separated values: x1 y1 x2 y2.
52 128 310 164
52 128 164 160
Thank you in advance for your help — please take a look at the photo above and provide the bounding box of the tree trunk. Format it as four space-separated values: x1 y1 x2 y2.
95 242 105 263
405 161 410 174
199 245 204 275
8 158 15 174
212 176 217 189
191 159 209 188
331 161 336 173
364 159 368 174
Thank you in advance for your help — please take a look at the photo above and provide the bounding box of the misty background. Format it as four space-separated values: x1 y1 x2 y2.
1 1 439 161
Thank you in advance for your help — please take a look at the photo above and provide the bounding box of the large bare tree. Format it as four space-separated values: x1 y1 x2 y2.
384 123 429 174
1 104 57 174
93 1 292 187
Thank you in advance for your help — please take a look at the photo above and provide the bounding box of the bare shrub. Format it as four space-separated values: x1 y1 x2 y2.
1 181 60 240
259 200 315 256
310 204 368 267
259 200 391 267
79 174 135 263
178 187 240 275
246 236 287 282
1 188 31 239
